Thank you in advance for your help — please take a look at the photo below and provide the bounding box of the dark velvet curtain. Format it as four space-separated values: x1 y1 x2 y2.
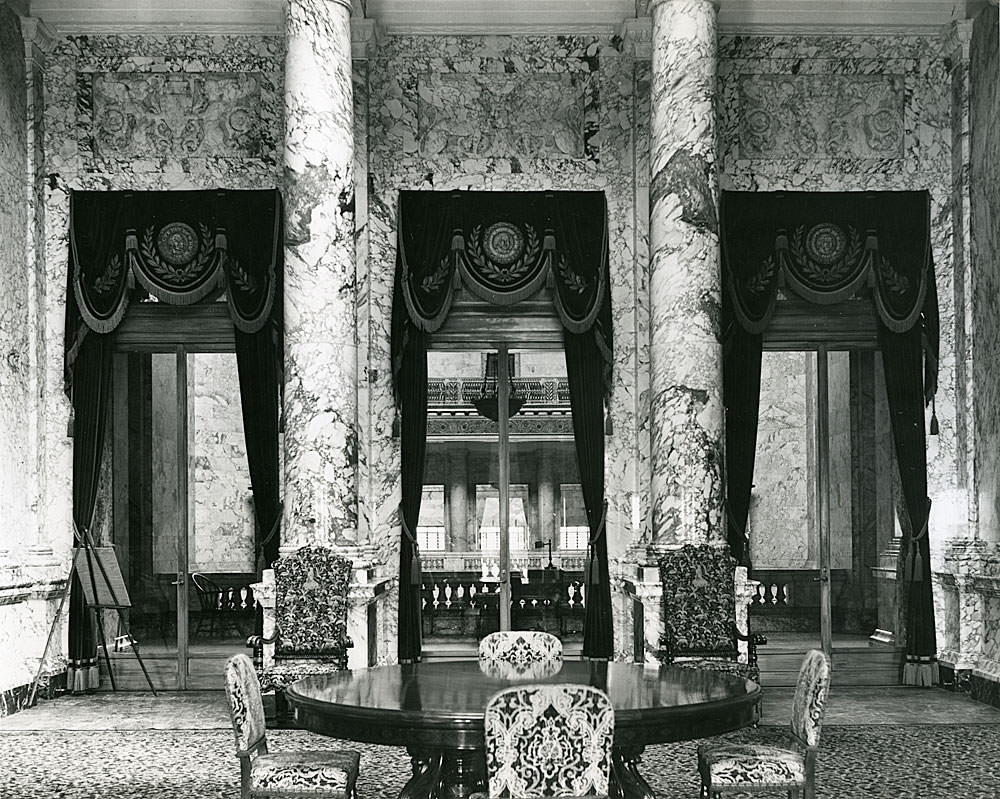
722 331 763 567
564 331 612 657
879 322 938 685
393 191 613 658
396 324 429 663
235 328 282 569
67 332 113 692
553 193 613 658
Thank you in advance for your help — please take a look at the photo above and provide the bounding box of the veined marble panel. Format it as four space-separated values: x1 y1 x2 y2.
737 74 904 160
417 73 585 159
87 72 267 160
970 9 1000 546
0 7 34 566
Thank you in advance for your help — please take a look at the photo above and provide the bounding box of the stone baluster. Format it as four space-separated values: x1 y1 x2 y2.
647 0 724 551
281 0 358 553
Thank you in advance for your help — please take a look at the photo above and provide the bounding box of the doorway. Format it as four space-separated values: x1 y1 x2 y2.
749 345 902 676
108 341 258 689
418 343 587 655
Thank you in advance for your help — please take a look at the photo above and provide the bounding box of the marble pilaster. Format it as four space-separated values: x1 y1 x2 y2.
647 0 724 551
282 0 359 553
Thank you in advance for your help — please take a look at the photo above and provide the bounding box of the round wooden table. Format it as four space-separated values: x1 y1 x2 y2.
286 660 760 799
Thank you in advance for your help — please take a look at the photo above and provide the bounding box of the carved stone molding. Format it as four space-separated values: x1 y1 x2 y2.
616 17 652 61
351 16 381 60
19 16 55 61
85 71 268 159
738 74 905 160
940 19 974 61
417 73 584 160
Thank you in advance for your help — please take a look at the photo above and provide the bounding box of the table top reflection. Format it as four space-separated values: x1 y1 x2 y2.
286 660 760 750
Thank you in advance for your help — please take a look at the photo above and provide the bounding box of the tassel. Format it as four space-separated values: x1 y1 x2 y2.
67 407 75 438
929 397 939 436
587 555 601 586
903 550 914 583
392 413 400 438
911 550 923 582
410 552 422 586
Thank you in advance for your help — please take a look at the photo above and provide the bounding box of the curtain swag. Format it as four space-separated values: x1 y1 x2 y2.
65 188 283 392
721 190 938 400
394 190 612 396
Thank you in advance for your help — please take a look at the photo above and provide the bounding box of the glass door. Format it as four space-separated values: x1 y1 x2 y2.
422 344 584 647
113 348 254 689
750 347 897 657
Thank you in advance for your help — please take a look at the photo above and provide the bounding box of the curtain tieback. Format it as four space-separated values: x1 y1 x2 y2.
903 497 931 583
400 515 422 586
585 503 608 586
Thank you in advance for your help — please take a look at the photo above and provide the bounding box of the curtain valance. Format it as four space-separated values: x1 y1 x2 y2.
721 190 938 399
393 190 612 392
65 188 283 391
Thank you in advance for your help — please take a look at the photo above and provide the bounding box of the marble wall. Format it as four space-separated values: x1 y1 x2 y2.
0 7 31 566
361 34 645 660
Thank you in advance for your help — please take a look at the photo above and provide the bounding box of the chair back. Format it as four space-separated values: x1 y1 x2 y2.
484 683 613 798
790 648 831 748
224 654 267 754
273 546 353 657
658 544 738 659
479 630 563 672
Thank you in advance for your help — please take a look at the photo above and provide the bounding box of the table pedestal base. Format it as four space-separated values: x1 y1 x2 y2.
399 746 654 799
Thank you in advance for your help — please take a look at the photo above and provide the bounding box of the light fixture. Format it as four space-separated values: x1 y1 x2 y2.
472 354 523 421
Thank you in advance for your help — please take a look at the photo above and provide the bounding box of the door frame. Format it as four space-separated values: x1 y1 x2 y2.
111 304 235 689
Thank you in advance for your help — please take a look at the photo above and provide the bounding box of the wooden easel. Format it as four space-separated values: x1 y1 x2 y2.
29 528 156 705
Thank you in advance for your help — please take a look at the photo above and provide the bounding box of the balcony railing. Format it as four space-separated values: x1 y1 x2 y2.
427 377 571 409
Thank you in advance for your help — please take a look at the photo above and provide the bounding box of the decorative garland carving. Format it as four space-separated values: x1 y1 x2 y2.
91 253 122 295
556 252 590 294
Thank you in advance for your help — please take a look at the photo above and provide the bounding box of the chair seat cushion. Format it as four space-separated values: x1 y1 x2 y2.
251 750 360 796
698 742 805 787
259 662 342 692
674 658 759 682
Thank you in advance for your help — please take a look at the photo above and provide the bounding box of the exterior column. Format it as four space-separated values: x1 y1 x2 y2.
647 0 724 551
538 450 556 550
282 0 357 554
448 452 469 553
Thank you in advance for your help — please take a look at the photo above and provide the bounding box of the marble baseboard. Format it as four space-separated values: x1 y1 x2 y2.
970 673 1000 710
0 672 66 717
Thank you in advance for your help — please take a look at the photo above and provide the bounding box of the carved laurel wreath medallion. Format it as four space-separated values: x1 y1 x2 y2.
467 222 540 285
140 222 215 285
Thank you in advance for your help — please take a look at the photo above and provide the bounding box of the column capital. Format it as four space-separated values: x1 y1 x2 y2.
616 17 652 61
939 18 974 61
647 0 721 12
351 17 382 60
20 16 56 61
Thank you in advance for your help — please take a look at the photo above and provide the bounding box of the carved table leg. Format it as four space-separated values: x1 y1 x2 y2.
438 750 486 799
399 748 443 799
610 746 657 799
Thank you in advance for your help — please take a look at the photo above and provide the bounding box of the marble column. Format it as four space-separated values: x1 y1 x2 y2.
282 0 358 553
647 0 724 551
448 452 469 553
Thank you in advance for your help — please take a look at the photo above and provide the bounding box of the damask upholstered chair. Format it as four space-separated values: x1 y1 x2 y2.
252 547 355 722
224 654 361 799
658 544 765 681
479 631 563 668
481 683 614 798
697 648 831 799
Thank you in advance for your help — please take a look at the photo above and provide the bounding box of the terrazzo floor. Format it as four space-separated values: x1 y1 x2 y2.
0 687 998 798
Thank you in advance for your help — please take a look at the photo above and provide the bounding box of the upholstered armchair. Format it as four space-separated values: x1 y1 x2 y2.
224 653 361 799
697 648 831 798
249 547 354 720
658 544 766 682
478 630 564 680
479 683 614 799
